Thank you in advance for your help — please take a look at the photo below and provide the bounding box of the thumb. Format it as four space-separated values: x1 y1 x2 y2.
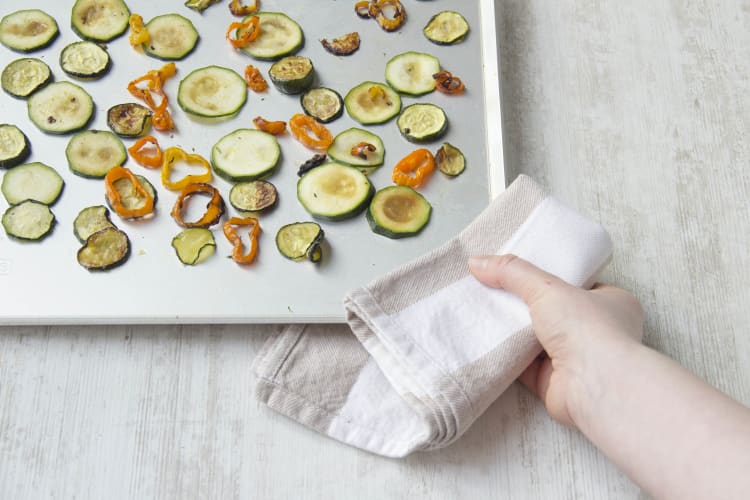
468 254 568 305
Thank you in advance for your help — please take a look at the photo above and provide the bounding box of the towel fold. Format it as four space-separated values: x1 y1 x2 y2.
253 175 612 457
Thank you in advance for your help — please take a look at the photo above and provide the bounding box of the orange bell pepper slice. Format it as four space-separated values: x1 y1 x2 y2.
128 136 163 169
244 64 268 92
229 0 259 16
223 217 261 264
227 16 260 48
104 166 155 219
289 114 334 152
128 14 150 48
161 147 212 191
433 70 465 95
392 148 435 188
171 183 226 228
253 116 286 135
127 63 177 132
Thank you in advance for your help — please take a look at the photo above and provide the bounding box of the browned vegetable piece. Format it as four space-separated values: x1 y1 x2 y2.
107 103 152 138
297 154 327 177
320 32 360 56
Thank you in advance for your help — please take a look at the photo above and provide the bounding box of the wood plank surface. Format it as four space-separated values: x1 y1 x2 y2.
2 1 748 498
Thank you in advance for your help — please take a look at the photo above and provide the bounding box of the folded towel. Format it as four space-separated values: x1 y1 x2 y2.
253 175 612 457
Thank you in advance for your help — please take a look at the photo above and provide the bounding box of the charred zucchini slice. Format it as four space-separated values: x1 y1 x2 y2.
397 103 448 143
320 32 360 56
66 130 126 179
344 81 401 125
178 66 247 118
367 186 431 239
211 129 280 182
73 205 115 242
107 174 158 217
229 180 278 212
2 200 55 241
107 103 152 137
275 222 324 262
0 10 59 53
171 228 216 265
327 128 384 168
297 162 374 221
27 81 94 134
143 14 199 61
77 227 130 271
2 162 64 205
2 58 51 98
71 0 130 42
269 56 314 95
240 12 304 61
435 142 465 176
60 41 111 79
385 52 440 96
0 124 31 169
423 11 469 45
301 87 343 123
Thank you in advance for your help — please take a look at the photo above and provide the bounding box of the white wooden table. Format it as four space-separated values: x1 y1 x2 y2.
2 1 749 498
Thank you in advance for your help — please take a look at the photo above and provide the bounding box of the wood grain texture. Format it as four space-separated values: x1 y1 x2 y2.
2 1 749 499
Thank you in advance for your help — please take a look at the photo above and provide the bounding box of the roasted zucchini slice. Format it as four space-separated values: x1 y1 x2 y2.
211 129 280 182
66 130 127 179
73 205 116 242
27 81 94 134
229 180 278 212
297 162 374 221
301 87 343 123
2 200 55 241
397 103 448 143
1 162 64 205
269 56 314 95
435 143 466 177
385 52 440 96
77 227 130 271
240 12 303 61
1 58 51 98
0 10 59 53
171 228 216 265
0 124 31 169
107 103 152 137
60 41 111 79
143 14 199 61
423 11 470 45
367 186 432 239
71 0 130 42
275 222 324 262
327 128 384 168
344 81 401 125
178 66 247 118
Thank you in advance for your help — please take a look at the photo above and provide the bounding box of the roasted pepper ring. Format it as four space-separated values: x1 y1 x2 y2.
227 16 260 48
289 114 334 152
391 148 435 188
433 70 466 95
128 135 163 169
229 0 259 16
223 216 261 264
161 147 212 191
253 116 286 135
105 166 155 219
171 183 226 228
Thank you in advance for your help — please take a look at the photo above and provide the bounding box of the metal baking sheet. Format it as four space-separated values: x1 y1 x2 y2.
0 0 504 324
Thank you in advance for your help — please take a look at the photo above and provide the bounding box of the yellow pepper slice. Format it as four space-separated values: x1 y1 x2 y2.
128 14 150 48
161 147 212 191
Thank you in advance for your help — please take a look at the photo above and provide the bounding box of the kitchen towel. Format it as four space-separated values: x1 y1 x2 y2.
253 175 613 457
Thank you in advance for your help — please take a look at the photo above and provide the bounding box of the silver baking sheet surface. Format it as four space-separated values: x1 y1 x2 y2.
0 0 504 324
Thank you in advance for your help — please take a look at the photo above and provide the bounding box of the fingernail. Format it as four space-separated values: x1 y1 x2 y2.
468 255 490 271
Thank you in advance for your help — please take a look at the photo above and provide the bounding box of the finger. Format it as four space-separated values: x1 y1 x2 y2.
518 355 544 399
468 254 568 305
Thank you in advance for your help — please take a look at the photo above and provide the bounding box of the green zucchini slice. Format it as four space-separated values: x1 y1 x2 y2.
344 81 402 125
385 52 440 96
107 103 152 137
367 186 431 239
0 124 31 169
71 0 130 42
435 142 465 177
73 205 115 242
269 56 314 95
211 129 280 182
328 128 385 168
107 174 158 217
66 130 126 179
397 103 448 143
240 12 304 61
275 222 324 262
2 58 51 98
0 10 59 53
184 0 221 13
60 41 111 79
2 200 55 241
297 162 374 221
27 81 94 134
77 227 130 271
229 180 278 212
301 87 343 123
171 228 216 265
178 66 247 118
2 162 64 205
143 14 199 61
423 11 469 45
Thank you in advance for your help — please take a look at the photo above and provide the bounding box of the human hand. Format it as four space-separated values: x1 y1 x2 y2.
468 254 644 428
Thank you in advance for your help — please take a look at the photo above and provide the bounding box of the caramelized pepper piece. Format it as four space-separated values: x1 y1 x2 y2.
105 166 155 219
373 0 406 32
297 154 327 177
127 63 177 132
289 114 334 152
244 65 268 92
351 142 376 159
229 0 259 16
223 217 261 264
128 136 163 169
391 148 435 188
433 70 466 95
171 183 226 228
227 16 260 48
355 1 372 18
320 32 360 56
128 14 150 48
161 147 212 191
253 116 286 135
